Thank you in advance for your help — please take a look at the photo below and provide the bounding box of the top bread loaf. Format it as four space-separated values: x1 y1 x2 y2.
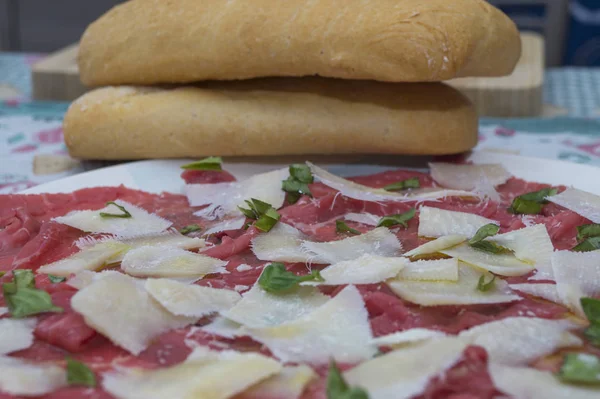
78 0 521 86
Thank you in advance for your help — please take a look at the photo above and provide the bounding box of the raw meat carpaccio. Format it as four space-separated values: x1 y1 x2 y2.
0 165 597 399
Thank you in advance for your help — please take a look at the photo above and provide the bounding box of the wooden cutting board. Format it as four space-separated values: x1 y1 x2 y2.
32 33 545 118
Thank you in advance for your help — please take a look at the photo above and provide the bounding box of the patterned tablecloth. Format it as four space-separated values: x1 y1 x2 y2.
1 53 600 194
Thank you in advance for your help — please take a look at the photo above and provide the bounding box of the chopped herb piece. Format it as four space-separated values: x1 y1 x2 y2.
477 275 496 292
258 263 323 293
581 298 600 347
336 220 360 235
48 275 66 283
255 207 281 232
2 270 63 318
508 188 558 215
470 240 511 254
572 237 600 252
326 360 369 399
179 224 202 235
377 208 416 228
180 156 223 171
282 164 314 204
469 223 500 245
383 177 420 192
577 224 600 241
558 353 600 385
0 271 5 278
66 358 96 387
99 201 132 219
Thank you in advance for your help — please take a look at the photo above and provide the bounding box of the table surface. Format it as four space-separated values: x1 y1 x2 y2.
2 53 600 194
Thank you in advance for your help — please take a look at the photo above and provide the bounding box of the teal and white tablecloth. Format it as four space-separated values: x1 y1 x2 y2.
1 52 600 194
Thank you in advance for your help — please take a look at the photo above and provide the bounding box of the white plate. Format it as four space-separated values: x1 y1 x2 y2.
22 152 600 195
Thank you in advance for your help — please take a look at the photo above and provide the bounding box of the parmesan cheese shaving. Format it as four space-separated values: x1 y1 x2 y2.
246 285 376 364
429 162 511 190
343 212 380 226
547 188 600 223
201 316 242 338
103 347 282 399
185 168 288 219
440 244 535 276
551 250 600 317
203 216 246 236
121 245 227 278
344 337 468 399
397 258 459 281
145 279 241 318
459 317 582 366
489 364 600 399
510 283 562 304
308 162 478 203
404 235 467 257
301 254 407 286
0 356 67 396
301 227 402 264
243 365 317 399
387 263 521 306
251 223 309 262
71 272 195 355
418 206 498 238
488 224 555 280
0 319 36 355
222 284 329 328
38 241 129 277
54 200 172 237
370 329 447 348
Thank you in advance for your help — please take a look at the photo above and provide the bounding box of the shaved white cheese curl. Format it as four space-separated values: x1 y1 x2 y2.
404 235 467 257
547 188 600 223
371 329 447 348
0 357 67 396
387 263 521 306
251 223 309 262
145 279 241 318
551 250 600 317
307 162 477 203
489 364 600 399
418 207 498 238
345 337 468 399
510 283 562 304
429 162 511 190
121 246 227 278
397 258 459 281
185 168 288 219
488 224 555 280
243 365 317 399
103 347 281 399
203 216 246 236
38 241 129 277
0 319 36 355
440 244 534 276
301 254 407 286
344 212 381 226
459 317 582 366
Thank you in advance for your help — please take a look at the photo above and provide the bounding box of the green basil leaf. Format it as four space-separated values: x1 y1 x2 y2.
239 205 258 219
289 164 314 184
336 220 360 235
584 323 600 347
67 358 97 387
180 156 223 171
282 178 312 198
572 237 600 252
582 298 600 322
285 191 302 205
327 360 369 399
477 275 496 292
255 208 281 233
558 353 600 385
3 286 63 318
469 223 500 245
258 263 323 294
577 224 600 241
383 177 420 192
470 240 511 255
48 275 66 283
377 208 416 228
179 224 202 235
0 271 5 278
13 269 36 289
99 201 132 219
508 188 558 215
